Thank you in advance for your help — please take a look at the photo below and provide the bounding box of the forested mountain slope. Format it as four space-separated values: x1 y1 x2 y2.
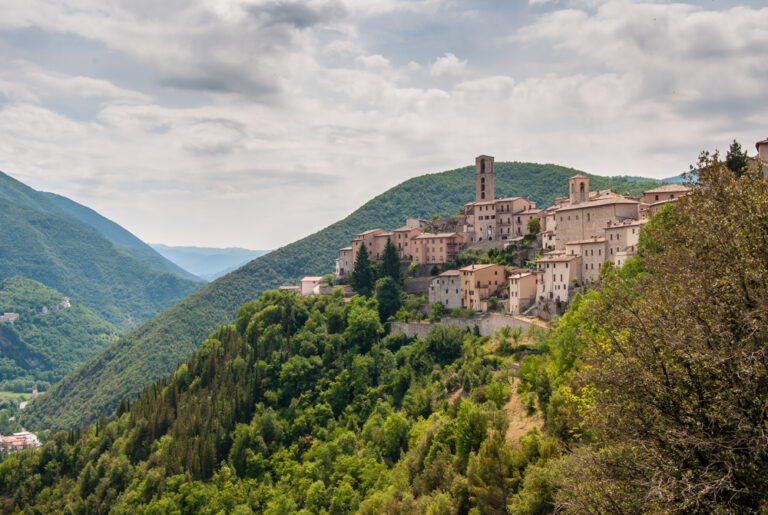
1 289 558 513
0 276 118 391
0 171 203 331
43 193 201 281
22 162 660 430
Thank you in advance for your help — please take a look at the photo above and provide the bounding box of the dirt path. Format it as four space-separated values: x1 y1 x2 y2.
504 376 544 442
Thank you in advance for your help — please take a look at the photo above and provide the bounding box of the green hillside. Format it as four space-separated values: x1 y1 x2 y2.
0 276 118 392
22 162 661 430
2 289 556 513
43 192 202 281
0 172 203 331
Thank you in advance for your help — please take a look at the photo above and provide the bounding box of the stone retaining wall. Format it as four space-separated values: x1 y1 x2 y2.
391 312 544 338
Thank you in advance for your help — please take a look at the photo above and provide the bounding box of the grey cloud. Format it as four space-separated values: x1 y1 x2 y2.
248 1 349 29
223 168 340 186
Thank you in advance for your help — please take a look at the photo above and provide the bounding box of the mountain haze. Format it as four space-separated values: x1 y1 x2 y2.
22 162 661 430
43 193 201 281
0 171 203 331
150 245 270 281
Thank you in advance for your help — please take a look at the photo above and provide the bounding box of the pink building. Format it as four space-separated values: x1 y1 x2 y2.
412 233 464 264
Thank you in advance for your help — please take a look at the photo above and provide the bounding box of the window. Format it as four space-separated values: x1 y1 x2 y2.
587 213 591 222
655 194 659 201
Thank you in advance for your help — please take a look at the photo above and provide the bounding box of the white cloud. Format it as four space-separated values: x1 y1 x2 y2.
0 1 766 249
429 52 467 77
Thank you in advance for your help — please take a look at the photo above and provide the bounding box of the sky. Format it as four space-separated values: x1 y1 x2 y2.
0 0 766 249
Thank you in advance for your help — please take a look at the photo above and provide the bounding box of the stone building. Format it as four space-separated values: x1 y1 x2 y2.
335 247 353 279
411 232 464 264
463 155 539 243
551 175 640 250
460 263 506 312
428 270 461 310
351 229 389 260
299 276 324 296
392 225 422 260
564 237 606 284
536 252 581 305
508 272 537 314
604 219 646 263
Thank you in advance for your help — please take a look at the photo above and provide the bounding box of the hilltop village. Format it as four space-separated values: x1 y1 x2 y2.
324 155 692 320
285 138 768 323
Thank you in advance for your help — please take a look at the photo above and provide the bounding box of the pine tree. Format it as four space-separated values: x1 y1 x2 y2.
725 139 749 177
381 238 401 282
351 243 375 297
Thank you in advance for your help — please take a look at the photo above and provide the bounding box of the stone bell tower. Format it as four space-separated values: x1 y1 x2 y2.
475 155 495 202
569 174 589 204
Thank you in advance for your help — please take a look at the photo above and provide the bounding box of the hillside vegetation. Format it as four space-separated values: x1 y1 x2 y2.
1 289 557 513
23 162 660 431
0 171 203 330
0 276 118 391
4 154 764 512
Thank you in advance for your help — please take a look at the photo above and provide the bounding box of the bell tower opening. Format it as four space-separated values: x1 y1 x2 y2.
475 155 495 203
568 175 589 204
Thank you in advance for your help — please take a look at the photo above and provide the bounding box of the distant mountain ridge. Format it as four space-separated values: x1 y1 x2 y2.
21 161 662 431
0 171 203 331
150 244 270 281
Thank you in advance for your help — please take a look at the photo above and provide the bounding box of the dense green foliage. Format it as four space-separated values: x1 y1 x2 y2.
0 277 118 390
0 171 203 331
23 162 660 431
515 154 768 512
1 290 556 513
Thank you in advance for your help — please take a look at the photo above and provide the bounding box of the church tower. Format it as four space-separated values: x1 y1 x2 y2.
475 155 495 202
569 175 589 204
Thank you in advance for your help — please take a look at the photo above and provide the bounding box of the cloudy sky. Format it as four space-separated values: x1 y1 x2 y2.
1 0 766 249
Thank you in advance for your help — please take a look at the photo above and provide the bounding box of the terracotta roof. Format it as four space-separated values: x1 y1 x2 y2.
509 272 534 279
355 228 387 237
340 246 352 251
643 183 691 194
537 253 579 263
437 270 461 277
393 225 419 232
566 237 606 245
459 263 503 271
756 138 768 150
301 276 324 282
554 196 639 212
373 231 394 237
606 218 647 228
570 174 588 179
414 232 461 240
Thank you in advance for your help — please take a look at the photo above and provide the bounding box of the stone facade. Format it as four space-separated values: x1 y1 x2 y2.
392 225 422 260
351 228 389 260
428 270 462 310
537 253 581 304
508 272 537 314
565 237 606 284
335 246 353 279
412 232 464 264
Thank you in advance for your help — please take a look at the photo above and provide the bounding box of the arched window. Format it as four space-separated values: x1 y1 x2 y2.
580 182 585 193
481 159 485 173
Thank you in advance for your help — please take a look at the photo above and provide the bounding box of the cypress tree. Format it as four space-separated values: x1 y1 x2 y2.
351 243 375 297
381 237 401 282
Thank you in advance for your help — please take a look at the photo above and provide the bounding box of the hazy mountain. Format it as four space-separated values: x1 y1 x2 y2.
43 193 200 281
150 245 270 281
0 170 203 331
22 162 661 430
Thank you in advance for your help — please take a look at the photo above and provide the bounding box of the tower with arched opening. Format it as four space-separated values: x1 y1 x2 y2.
475 155 495 202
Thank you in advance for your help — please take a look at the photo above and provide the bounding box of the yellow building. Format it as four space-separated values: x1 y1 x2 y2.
460 263 506 311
